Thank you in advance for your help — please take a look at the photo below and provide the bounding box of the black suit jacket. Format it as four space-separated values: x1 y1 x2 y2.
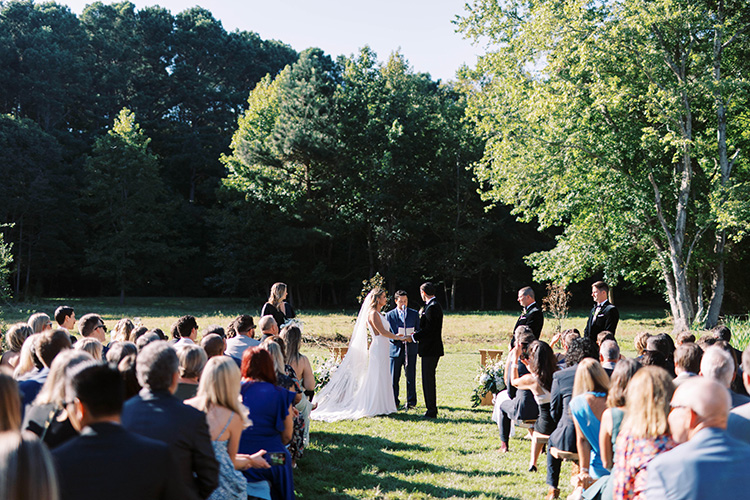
413 298 444 357
511 302 544 347
122 389 218 500
584 301 619 340
548 363 577 452
53 422 184 500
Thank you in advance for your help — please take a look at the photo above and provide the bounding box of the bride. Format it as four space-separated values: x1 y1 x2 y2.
311 288 407 422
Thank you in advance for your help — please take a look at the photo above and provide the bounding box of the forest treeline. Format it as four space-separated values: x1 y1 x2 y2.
0 0 549 308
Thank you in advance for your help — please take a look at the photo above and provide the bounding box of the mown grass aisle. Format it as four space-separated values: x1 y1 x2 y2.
298 352 574 499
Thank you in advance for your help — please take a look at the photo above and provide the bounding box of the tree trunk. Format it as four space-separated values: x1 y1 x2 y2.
705 240 725 329
496 272 503 310
450 277 457 311
119 286 125 305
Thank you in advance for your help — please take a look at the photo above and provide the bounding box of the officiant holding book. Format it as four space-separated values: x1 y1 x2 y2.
387 290 420 409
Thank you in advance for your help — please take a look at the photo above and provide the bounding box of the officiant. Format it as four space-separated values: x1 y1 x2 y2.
386 290 420 410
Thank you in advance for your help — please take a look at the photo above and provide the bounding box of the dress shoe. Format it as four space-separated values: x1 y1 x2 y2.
498 442 509 453
422 411 437 419
545 487 560 500
528 465 537 472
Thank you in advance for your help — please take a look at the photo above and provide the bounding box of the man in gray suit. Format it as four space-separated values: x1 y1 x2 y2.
728 347 750 442
646 377 750 499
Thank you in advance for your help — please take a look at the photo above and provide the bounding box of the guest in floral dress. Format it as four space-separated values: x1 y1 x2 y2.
187 356 270 500
612 366 676 500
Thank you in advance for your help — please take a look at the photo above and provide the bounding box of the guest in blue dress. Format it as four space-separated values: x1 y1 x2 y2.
239 347 296 500
570 358 611 490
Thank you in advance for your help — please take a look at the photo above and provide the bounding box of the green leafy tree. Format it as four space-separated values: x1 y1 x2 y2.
458 0 750 329
82 108 185 303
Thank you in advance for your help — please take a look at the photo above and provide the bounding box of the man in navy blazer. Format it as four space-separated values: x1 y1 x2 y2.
386 290 420 409
410 282 444 419
121 341 218 500
646 377 750 500
53 362 183 500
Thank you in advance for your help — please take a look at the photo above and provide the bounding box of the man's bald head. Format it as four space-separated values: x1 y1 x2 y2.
699 346 735 388
669 377 730 443
258 315 278 334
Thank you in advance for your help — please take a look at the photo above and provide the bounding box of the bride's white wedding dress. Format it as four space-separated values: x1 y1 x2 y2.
311 296 397 422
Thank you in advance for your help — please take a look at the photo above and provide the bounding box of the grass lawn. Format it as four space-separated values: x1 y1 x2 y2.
1 298 682 499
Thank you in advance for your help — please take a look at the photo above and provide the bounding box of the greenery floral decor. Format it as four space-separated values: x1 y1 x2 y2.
470 359 506 408
313 355 341 391
357 273 386 303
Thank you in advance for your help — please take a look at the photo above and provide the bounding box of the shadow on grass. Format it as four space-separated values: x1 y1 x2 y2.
300 430 521 499
386 409 493 426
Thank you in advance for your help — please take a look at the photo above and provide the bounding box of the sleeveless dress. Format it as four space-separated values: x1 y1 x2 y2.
209 414 246 500
532 376 554 435
570 392 609 479
311 313 397 421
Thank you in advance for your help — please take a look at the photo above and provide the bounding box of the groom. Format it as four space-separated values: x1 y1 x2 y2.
386 290 420 410
410 282 444 419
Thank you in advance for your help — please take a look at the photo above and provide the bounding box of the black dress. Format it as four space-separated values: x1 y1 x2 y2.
260 302 286 327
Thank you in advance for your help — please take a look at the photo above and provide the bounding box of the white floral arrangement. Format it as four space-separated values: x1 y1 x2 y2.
312 355 340 391
471 359 506 408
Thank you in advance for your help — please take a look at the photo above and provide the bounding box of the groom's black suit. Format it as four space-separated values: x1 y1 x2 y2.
413 297 444 418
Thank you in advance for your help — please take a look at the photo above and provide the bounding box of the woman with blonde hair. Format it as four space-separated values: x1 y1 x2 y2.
611 366 676 500
0 431 59 500
0 323 33 369
23 350 93 448
186 355 268 500
0 371 22 431
261 282 292 327
111 318 135 343
28 312 52 334
570 358 610 491
175 343 207 400
13 334 41 380
75 338 103 361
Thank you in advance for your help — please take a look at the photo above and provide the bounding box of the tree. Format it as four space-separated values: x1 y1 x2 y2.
458 0 750 329
82 108 185 303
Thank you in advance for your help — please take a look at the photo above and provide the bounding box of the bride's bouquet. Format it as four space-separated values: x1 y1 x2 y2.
470 359 506 408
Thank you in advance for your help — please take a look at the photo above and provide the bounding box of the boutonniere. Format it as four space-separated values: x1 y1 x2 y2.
419 307 425 316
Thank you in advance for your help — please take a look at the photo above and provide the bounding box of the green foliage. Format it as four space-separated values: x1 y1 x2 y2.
470 358 505 408
82 108 187 301
358 273 387 303
0 229 13 303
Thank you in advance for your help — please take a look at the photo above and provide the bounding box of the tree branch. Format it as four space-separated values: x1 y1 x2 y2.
722 24 750 49
685 222 711 270
648 172 675 247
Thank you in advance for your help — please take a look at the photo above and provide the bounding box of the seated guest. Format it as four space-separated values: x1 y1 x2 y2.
599 339 619 377
640 350 670 373
0 431 59 500
121 341 218 500
633 331 651 359
23 350 92 449
225 315 259 363
136 332 161 351
549 328 580 369
204 325 226 339
508 340 557 471
186 356 270 500
75 338 103 361
712 338 748 396
600 358 642 471
175 343 207 400
700 345 750 408
106 341 137 365
201 334 226 360
174 316 199 347
570 358 610 488
611 367 676 500
497 329 539 453
239 346 295 500
263 340 304 465
13 333 41 380
54 305 76 332
545 337 598 499
280 325 316 446
19 329 72 406
117 353 141 400
258 315 279 343
77 314 107 345
647 334 676 377
675 331 695 346
646 377 750 499
596 331 615 347
28 312 53 334
111 318 135 343
728 347 750 443
0 323 32 369
131 326 149 343
53 361 182 500
0 371 22 431
673 342 702 386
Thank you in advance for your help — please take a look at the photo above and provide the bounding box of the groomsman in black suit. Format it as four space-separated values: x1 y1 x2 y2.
584 281 619 342
512 286 544 347
410 282 444 419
